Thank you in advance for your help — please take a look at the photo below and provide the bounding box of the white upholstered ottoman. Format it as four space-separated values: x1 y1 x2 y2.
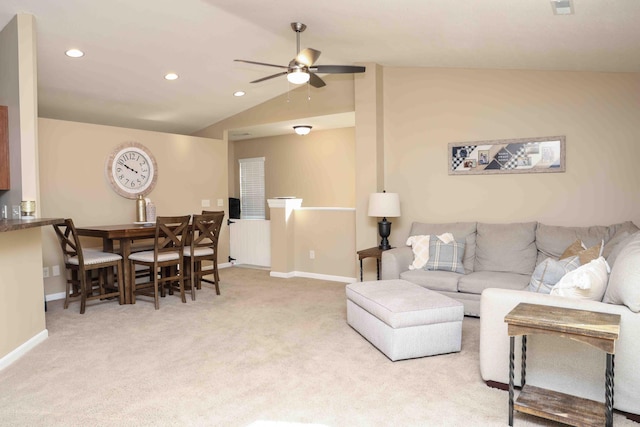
346 279 464 361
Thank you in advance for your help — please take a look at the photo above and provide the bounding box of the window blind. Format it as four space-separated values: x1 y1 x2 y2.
239 157 265 219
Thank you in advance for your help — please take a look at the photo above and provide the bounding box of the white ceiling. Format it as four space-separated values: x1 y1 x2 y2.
1 0 639 136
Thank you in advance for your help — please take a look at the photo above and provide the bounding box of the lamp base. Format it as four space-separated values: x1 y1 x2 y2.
378 218 392 250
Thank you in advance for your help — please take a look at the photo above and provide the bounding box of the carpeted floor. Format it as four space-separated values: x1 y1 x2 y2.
0 267 635 426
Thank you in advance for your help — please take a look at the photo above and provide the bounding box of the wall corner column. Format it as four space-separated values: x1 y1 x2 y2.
355 63 385 280
267 198 302 278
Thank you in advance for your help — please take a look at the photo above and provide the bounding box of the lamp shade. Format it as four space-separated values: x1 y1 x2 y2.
368 192 401 218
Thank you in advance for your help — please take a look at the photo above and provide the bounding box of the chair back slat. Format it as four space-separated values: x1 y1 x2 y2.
155 215 191 254
191 212 224 250
52 218 84 265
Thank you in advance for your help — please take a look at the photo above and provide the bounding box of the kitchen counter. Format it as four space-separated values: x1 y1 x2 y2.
0 217 64 233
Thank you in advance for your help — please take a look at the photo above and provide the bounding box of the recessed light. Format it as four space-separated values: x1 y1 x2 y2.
233 91 246 97
164 73 179 81
65 49 84 58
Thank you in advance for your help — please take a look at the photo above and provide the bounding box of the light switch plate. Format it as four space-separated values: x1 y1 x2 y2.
201 199 211 208
217 199 224 207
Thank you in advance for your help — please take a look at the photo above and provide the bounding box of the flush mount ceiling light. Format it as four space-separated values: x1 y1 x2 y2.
65 48 84 58
551 0 574 15
164 73 179 81
287 68 310 85
293 125 312 136
233 91 246 97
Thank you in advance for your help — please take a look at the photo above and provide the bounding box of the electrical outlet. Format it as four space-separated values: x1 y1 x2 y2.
52 265 61 276
43 267 50 278
217 199 223 207
201 199 211 208
309 250 315 260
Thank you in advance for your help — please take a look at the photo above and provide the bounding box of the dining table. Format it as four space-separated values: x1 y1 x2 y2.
76 223 157 304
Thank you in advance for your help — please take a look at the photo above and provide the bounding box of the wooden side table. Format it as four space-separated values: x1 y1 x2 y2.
357 246 391 281
504 303 620 427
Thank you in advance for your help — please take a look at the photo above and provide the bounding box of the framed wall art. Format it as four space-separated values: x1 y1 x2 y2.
448 136 565 175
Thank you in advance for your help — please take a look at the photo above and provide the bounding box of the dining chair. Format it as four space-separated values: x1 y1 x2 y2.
200 210 226 291
128 215 191 309
52 219 124 314
184 211 225 299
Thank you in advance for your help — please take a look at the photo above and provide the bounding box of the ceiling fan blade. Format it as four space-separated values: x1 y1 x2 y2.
295 48 321 67
235 59 288 69
250 71 287 83
309 73 326 88
311 65 366 74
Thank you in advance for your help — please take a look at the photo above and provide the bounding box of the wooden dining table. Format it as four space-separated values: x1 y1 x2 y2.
76 223 157 304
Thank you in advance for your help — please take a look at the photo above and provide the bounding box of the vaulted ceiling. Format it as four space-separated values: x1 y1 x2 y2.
1 0 638 135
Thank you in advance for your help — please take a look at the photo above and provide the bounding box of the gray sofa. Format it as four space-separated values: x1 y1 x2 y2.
381 220 639 316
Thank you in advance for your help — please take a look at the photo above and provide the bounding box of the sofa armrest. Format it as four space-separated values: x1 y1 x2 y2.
381 247 413 280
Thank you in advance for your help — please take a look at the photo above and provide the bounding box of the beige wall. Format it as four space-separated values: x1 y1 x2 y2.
38 118 228 297
294 208 356 278
231 127 355 213
379 68 640 248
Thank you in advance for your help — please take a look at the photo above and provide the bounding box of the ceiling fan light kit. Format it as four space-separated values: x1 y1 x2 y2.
287 69 310 85
293 125 312 136
235 22 366 89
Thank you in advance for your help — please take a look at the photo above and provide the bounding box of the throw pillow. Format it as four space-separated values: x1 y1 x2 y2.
606 231 639 268
550 257 610 301
528 256 581 294
559 239 585 259
424 235 465 274
406 234 430 270
603 232 640 312
559 239 603 265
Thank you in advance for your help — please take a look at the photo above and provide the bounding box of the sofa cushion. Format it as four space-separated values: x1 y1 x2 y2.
607 231 639 268
603 232 640 312
529 256 581 294
536 223 613 265
424 237 465 274
475 222 537 275
458 271 530 295
550 257 609 301
408 222 476 273
605 221 640 254
400 269 461 293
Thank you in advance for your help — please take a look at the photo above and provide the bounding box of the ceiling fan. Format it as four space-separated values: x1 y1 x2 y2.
234 22 366 88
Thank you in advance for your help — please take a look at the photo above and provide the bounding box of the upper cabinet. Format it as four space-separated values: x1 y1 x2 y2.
0 106 8 190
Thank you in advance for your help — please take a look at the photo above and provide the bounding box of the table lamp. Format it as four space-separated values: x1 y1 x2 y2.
368 191 401 250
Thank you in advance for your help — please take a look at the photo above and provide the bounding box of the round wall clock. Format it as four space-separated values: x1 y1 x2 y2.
105 142 158 199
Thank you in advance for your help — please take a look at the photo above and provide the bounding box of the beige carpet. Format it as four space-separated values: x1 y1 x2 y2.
0 267 635 426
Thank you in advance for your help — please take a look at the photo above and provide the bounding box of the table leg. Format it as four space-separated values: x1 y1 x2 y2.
359 259 363 281
605 353 614 427
376 259 380 280
521 335 527 387
509 336 515 426
102 238 115 297
119 238 133 304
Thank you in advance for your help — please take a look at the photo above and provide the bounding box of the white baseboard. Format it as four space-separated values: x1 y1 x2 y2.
45 291 67 302
270 270 356 283
0 329 48 371
270 271 296 279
